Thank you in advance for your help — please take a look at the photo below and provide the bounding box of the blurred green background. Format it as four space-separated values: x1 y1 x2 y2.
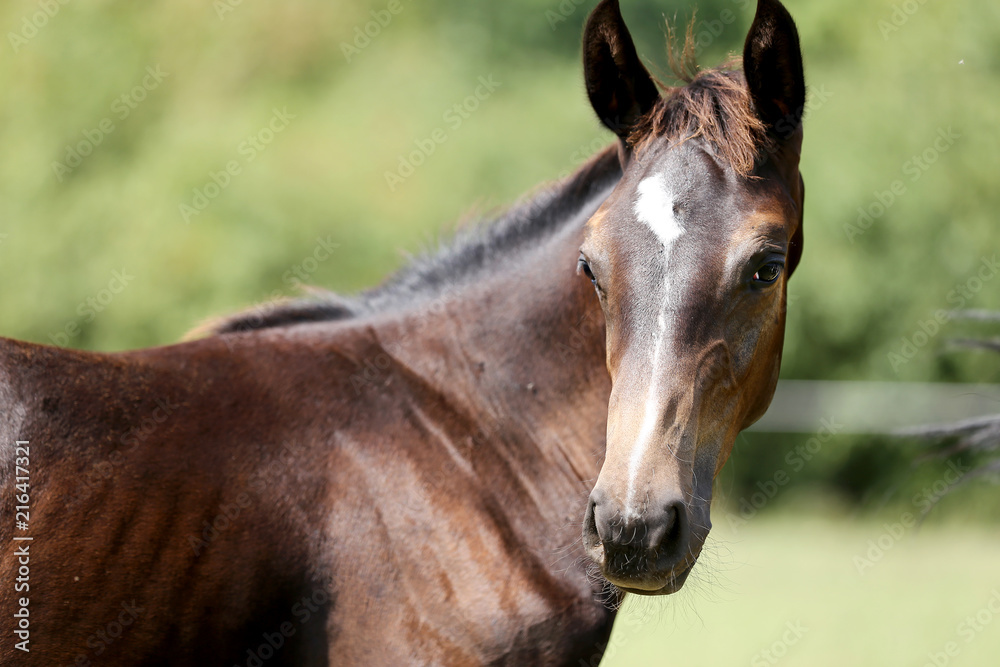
1 0 998 664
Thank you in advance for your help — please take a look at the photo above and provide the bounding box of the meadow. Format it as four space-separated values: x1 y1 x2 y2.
603 513 1000 667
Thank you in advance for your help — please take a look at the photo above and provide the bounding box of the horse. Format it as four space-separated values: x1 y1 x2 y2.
0 0 806 664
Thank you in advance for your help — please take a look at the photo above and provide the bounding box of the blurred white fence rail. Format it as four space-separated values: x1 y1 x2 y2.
749 381 1000 434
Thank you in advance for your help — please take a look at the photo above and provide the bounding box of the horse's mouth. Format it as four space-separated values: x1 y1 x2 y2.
600 556 697 596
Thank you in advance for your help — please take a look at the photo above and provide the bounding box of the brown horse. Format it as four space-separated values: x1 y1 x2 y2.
0 0 806 664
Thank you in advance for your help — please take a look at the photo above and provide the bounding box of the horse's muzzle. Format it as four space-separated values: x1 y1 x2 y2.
582 486 693 593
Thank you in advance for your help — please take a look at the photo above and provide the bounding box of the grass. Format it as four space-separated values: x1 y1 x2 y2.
600 512 1000 666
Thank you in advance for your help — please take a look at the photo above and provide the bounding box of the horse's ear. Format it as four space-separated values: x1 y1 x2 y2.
582 0 660 142
743 0 806 136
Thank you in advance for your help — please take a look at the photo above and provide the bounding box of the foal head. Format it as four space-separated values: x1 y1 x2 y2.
579 0 805 594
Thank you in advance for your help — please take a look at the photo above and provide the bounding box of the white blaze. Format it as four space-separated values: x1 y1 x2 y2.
635 175 683 247
625 174 684 514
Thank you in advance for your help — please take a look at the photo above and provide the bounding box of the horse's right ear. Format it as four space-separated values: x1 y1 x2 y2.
583 0 660 143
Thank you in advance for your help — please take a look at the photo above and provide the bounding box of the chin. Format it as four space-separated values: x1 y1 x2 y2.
605 560 696 596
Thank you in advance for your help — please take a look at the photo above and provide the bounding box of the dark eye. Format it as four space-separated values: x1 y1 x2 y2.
753 262 783 285
578 256 597 284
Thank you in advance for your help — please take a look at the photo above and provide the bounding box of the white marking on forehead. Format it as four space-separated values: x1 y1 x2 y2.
625 174 685 515
634 174 683 247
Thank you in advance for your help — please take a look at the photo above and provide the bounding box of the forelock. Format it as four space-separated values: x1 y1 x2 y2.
628 65 772 177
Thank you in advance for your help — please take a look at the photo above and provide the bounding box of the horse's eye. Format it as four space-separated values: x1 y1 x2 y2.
753 262 783 285
578 256 597 284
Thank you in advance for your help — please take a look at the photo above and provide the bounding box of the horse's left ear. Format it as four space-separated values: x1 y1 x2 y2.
743 0 806 136
582 0 660 143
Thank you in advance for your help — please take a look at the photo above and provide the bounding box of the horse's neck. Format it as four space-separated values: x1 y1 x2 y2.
379 181 614 529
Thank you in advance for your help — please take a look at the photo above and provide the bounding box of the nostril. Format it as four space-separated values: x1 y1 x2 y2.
582 495 604 552
664 503 678 531
647 500 686 554
585 488 613 543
